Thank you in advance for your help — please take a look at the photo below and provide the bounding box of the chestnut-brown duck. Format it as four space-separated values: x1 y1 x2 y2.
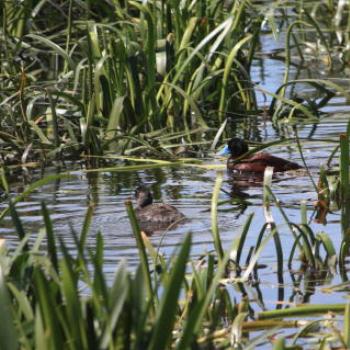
218 138 302 173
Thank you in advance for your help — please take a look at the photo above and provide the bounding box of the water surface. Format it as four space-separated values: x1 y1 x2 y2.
1 33 349 314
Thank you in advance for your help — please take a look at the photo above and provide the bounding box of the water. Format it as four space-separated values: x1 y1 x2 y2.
1 33 350 318
0 112 348 302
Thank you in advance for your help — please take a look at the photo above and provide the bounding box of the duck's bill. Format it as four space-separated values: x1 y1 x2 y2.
216 145 230 156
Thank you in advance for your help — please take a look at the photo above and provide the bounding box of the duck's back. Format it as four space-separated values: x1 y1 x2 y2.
229 152 302 173
136 203 185 224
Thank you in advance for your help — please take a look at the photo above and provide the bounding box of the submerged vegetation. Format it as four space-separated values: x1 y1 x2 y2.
1 0 350 349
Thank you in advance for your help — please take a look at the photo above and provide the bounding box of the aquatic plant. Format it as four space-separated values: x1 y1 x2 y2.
1 1 350 167
0 0 262 165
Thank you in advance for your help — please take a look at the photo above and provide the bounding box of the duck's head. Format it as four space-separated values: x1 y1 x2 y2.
217 138 249 158
135 186 153 208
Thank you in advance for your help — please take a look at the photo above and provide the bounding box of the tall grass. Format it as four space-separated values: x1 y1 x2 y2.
2 1 350 165
0 0 262 164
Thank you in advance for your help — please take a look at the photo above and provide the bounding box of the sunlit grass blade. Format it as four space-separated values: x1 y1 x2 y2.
211 172 224 260
258 304 345 319
239 227 274 282
219 34 253 121
79 205 94 252
344 302 350 347
273 338 287 350
230 312 248 347
316 232 336 265
141 231 166 273
0 167 9 194
91 233 109 308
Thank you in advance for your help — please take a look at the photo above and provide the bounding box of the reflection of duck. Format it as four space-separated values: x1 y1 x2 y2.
135 186 186 234
218 138 302 173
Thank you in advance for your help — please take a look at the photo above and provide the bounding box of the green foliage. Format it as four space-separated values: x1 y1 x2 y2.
0 170 348 349
1 2 350 346
2 1 350 165
0 0 261 164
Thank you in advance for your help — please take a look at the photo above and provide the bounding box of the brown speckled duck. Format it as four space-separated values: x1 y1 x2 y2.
135 186 186 234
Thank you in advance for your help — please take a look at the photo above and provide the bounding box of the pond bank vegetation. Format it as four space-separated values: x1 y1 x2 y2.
1 1 349 167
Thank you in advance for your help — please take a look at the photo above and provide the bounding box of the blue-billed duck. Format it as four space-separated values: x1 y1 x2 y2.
135 186 186 234
218 138 302 173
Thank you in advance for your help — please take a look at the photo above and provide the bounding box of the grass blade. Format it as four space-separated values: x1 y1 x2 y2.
211 172 224 260
0 266 19 350
41 202 58 273
148 234 191 350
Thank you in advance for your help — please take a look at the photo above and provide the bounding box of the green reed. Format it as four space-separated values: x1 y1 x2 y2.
1 1 350 167
0 0 262 165
340 133 350 203
0 169 348 349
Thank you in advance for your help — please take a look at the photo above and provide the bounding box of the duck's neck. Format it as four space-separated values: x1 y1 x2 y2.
137 197 153 209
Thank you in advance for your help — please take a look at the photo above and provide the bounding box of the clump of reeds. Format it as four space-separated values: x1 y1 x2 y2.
0 1 261 166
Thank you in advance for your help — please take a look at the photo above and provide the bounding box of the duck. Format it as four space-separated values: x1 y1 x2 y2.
217 138 302 173
134 186 186 234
